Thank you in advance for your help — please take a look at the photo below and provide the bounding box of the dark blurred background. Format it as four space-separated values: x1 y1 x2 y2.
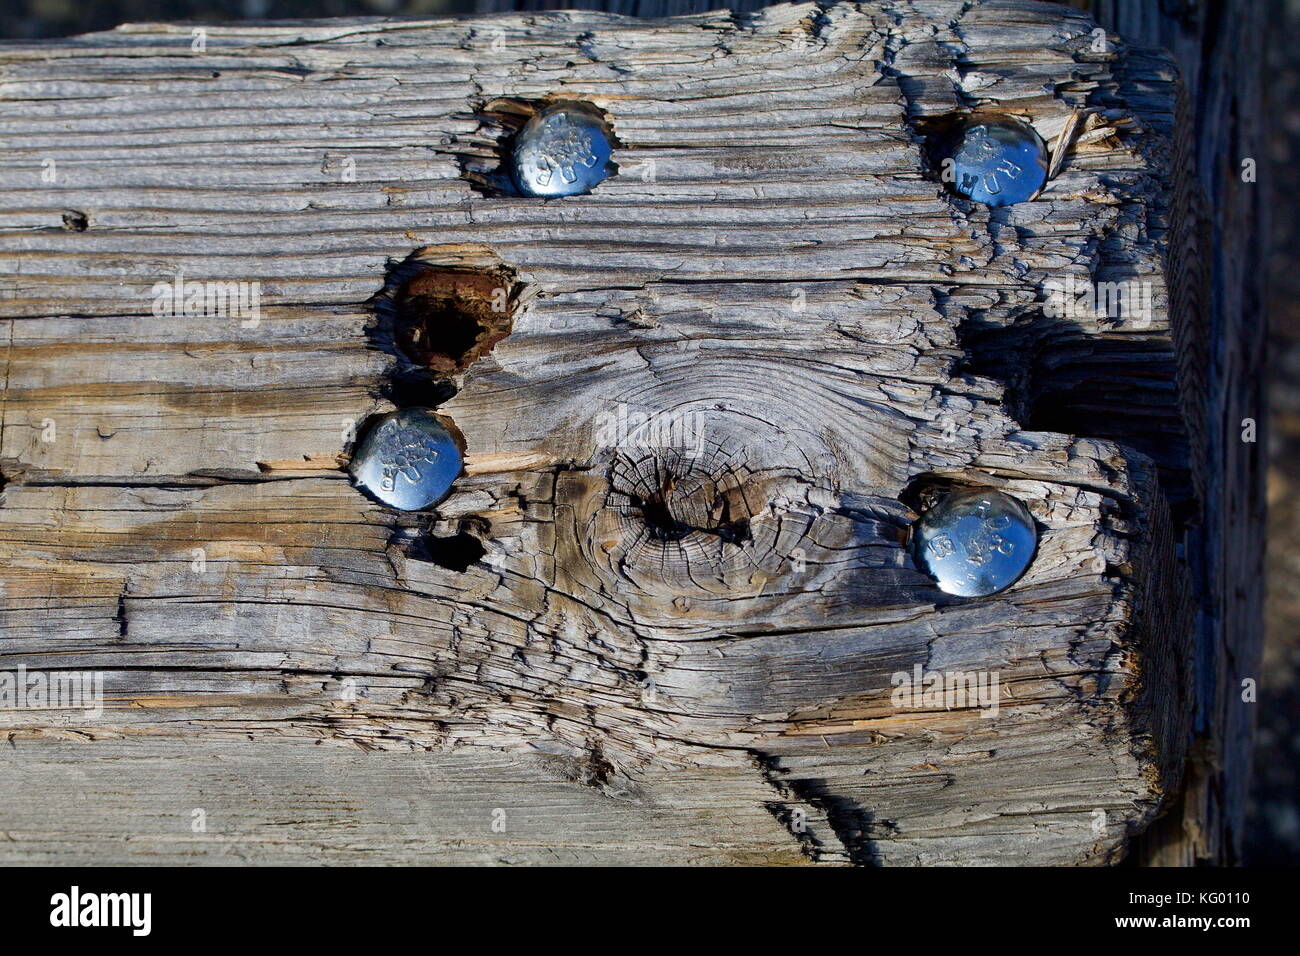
1 0 1294 865
1257 0 1300 868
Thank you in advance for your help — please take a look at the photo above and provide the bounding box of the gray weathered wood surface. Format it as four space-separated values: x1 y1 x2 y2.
0 0 1233 864
1078 0 1268 868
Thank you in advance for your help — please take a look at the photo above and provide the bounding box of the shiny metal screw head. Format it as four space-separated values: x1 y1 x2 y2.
349 408 462 511
511 104 614 198
942 116 1048 207
912 488 1037 597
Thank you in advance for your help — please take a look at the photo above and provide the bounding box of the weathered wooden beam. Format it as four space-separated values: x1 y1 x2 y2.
1075 0 1269 869
0 0 1226 864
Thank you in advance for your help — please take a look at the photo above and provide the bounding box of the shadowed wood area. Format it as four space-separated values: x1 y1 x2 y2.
0 0 1248 864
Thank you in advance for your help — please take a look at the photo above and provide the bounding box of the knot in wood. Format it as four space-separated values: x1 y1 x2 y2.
582 434 827 602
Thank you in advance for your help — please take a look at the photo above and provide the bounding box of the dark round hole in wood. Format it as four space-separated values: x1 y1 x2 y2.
411 531 487 572
381 265 518 377
394 298 487 370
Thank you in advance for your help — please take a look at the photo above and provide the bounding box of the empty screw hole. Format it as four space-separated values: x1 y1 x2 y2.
396 299 488 370
412 531 487 572
375 262 519 377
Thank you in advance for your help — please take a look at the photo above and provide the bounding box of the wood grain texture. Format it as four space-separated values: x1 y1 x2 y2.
0 0 1213 864
1077 0 1268 868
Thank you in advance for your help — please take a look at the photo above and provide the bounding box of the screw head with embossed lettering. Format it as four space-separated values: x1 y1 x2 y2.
912 488 1037 597
942 116 1048 207
511 103 614 198
349 408 462 511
